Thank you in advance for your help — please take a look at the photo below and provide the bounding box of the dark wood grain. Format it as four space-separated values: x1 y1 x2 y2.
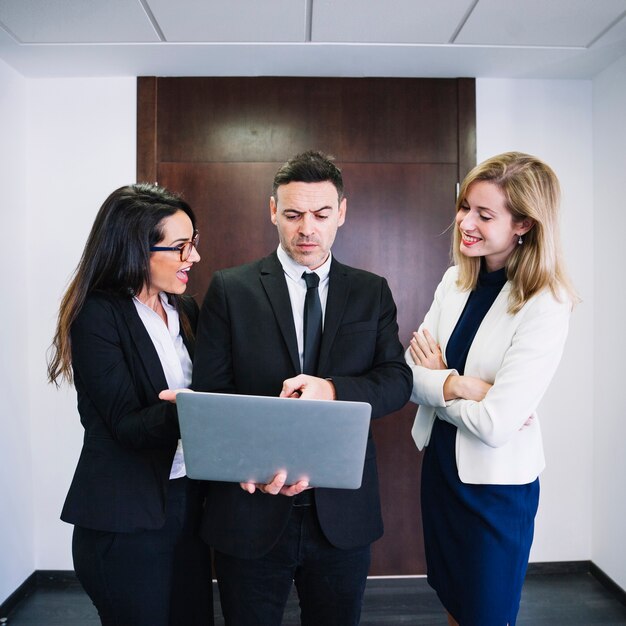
136 77 157 184
332 162 456 573
154 77 459 165
457 78 476 183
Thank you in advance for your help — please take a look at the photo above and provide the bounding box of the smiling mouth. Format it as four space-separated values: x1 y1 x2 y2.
461 233 482 244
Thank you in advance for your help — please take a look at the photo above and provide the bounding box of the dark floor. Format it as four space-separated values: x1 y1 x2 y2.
3 571 626 625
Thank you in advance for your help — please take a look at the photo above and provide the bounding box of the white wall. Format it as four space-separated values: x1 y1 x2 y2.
0 59 34 606
592 56 626 591
476 79 594 562
25 77 136 570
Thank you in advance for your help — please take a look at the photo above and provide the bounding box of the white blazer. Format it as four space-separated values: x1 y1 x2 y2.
406 266 571 485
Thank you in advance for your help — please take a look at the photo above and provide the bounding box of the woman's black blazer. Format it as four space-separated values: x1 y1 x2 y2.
61 291 198 532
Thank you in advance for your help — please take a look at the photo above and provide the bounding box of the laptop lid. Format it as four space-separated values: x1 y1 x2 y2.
177 391 372 489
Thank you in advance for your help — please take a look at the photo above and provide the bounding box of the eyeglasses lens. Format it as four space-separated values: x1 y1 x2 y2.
180 235 199 261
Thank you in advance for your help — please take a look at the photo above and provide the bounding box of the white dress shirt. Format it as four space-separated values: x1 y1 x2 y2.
133 293 192 479
276 245 331 372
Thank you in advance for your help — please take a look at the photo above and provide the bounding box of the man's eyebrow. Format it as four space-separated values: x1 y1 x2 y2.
282 206 333 213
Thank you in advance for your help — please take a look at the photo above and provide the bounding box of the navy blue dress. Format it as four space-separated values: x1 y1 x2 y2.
421 267 539 626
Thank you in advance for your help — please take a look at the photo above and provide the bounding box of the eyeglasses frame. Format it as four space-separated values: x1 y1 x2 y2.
149 231 199 261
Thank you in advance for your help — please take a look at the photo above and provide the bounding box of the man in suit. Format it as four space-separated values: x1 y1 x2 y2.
192 150 412 625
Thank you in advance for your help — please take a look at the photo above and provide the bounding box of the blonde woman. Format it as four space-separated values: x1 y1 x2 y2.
406 152 577 626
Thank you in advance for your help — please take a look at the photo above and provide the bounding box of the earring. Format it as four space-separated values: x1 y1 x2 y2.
518 235 523 245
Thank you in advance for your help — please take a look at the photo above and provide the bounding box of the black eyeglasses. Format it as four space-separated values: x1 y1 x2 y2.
150 231 199 261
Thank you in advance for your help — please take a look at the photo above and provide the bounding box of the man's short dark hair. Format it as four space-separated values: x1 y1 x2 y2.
272 150 344 200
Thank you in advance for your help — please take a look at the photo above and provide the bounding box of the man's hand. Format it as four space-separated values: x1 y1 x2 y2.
279 375 336 400
240 472 310 497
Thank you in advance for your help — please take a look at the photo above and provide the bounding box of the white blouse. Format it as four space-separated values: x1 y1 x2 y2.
133 293 192 479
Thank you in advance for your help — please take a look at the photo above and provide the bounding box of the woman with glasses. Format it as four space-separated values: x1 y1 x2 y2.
47 183 213 626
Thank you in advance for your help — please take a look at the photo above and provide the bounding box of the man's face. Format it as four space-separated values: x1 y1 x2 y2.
270 181 346 270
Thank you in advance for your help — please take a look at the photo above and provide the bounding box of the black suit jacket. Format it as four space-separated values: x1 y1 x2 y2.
61 291 198 532
192 252 412 557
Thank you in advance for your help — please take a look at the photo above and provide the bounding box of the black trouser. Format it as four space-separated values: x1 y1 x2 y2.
73 477 213 626
214 502 370 626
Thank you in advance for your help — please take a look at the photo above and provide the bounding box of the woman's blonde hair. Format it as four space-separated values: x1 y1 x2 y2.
454 151 578 313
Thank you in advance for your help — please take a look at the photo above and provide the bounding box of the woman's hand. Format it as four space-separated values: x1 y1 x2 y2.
158 388 193 404
409 329 446 370
443 375 492 402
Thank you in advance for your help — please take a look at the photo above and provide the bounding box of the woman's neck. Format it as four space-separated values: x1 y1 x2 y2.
136 287 167 324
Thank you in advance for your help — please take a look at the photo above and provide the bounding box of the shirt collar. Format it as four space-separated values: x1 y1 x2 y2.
276 245 332 284
133 292 174 312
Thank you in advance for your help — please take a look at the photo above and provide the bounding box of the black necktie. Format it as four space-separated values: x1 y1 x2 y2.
302 271 322 375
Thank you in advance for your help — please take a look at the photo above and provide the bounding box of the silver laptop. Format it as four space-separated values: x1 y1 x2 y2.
177 392 372 489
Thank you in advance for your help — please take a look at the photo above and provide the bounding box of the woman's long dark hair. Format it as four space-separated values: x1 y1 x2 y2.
47 183 197 386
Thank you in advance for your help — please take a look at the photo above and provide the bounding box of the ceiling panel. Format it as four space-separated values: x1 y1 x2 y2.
147 0 307 42
1 0 626 78
456 0 626 47
0 0 160 44
312 0 472 43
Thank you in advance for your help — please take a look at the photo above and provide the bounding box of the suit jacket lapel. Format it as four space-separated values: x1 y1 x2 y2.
318 259 349 374
259 253 301 373
118 297 169 396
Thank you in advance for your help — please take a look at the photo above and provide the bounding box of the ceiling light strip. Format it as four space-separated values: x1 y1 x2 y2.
0 18 21 44
137 0 166 42
449 0 480 45
586 8 626 48
305 0 313 43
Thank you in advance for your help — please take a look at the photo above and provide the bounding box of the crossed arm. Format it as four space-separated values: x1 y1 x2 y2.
409 328 492 403
407 294 570 447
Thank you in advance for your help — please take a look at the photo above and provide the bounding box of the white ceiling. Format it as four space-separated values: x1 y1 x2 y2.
1 0 626 78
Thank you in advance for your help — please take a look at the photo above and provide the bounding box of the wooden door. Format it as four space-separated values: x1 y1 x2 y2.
138 76 475 575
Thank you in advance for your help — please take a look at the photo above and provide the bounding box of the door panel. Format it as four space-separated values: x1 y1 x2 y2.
138 76 475 575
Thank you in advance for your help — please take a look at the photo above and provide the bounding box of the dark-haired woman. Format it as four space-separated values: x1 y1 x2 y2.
48 184 213 626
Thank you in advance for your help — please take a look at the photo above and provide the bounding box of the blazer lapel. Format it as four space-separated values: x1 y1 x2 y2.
118 297 169 396
465 281 511 371
259 253 301 373
439 286 471 361
318 259 349 374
